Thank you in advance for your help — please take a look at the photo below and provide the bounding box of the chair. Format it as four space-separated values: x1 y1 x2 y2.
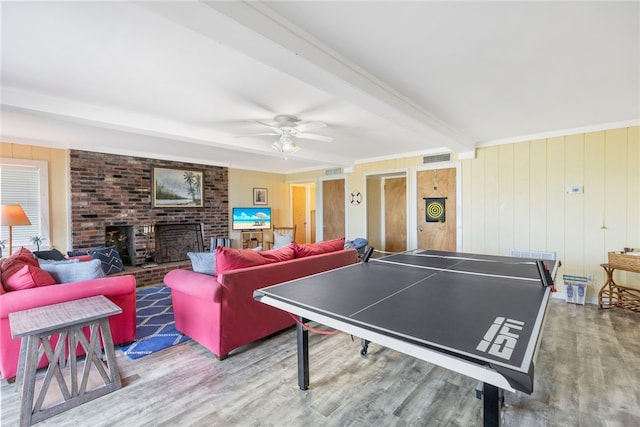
210 237 233 251
271 225 296 249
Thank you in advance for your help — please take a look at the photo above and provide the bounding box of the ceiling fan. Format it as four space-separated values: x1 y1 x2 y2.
249 114 334 143
238 114 333 159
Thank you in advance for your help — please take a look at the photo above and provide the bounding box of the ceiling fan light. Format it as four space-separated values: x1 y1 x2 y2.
272 137 300 156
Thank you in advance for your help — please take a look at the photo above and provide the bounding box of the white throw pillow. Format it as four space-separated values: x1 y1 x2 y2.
273 233 293 249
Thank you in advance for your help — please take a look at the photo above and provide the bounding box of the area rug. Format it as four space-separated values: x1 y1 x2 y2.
120 284 190 360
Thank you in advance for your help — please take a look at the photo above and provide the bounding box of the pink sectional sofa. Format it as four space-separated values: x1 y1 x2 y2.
0 248 137 380
164 244 358 359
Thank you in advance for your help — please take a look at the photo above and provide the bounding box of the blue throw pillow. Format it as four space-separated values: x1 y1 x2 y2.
188 251 216 276
88 246 125 275
67 249 89 257
40 259 105 283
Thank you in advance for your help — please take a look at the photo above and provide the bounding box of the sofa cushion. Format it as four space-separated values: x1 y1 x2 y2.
88 246 125 275
216 246 271 274
188 251 216 276
1 262 57 291
33 248 67 261
293 237 346 258
261 244 295 263
40 259 105 283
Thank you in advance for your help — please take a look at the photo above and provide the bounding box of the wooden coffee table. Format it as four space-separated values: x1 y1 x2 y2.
9 295 122 426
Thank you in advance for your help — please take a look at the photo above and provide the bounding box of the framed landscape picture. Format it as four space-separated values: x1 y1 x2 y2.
153 167 203 208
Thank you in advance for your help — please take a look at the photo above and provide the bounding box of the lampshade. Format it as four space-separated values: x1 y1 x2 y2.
1 205 32 226
1 204 32 256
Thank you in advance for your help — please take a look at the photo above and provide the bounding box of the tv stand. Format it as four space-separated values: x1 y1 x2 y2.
241 230 264 249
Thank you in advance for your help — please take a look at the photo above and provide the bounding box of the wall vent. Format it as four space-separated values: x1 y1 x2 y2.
325 167 343 175
422 153 451 164
509 249 557 260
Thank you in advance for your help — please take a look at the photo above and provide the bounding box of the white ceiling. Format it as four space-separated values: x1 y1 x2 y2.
2 1 638 173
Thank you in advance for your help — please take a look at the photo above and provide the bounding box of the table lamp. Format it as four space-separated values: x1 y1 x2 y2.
1 204 32 255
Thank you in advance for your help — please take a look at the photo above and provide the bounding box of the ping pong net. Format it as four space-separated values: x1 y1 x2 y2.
365 249 556 290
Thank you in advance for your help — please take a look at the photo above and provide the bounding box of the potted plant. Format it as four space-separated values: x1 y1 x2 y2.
30 236 45 251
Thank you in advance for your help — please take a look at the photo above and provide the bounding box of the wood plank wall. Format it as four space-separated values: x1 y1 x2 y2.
461 127 640 295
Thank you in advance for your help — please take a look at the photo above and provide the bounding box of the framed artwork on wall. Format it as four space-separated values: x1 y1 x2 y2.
153 167 203 208
253 188 268 205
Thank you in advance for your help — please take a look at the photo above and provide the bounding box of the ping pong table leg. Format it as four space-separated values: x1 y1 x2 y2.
483 383 501 427
296 317 309 390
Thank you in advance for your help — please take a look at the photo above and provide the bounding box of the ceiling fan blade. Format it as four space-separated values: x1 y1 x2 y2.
256 120 281 129
297 133 334 142
295 121 327 133
235 132 280 138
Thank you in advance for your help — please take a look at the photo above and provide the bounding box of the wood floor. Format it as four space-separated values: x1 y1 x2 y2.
1 299 639 426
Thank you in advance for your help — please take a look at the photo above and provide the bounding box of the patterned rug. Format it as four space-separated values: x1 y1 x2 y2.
120 284 190 360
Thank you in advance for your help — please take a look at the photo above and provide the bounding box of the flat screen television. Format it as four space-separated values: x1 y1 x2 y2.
232 207 272 230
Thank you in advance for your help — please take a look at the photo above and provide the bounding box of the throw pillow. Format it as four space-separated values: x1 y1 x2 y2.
40 259 105 283
187 252 216 276
2 262 57 291
293 237 346 258
1 247 39 273
88 246 125 275
33 248 67 261
215 246 270 274
261 244 295 263
273 232 293 249
67 249 89 257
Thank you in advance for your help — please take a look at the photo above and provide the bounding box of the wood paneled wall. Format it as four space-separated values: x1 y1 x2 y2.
461 127 640 294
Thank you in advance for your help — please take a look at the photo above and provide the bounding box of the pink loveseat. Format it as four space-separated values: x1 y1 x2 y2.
0 270 137 380
164 247 358 359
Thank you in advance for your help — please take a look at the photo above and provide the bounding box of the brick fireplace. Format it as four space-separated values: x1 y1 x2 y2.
70 150 228 266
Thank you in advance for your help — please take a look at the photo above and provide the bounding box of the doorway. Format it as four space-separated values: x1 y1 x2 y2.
366 172 408 252
416 168 457 251
291 184 312 243
322 178 345 241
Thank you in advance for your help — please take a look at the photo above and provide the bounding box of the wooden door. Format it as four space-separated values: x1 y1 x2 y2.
384 177 407 252
322 179 345 240
417 168 456 251
291 186 306 243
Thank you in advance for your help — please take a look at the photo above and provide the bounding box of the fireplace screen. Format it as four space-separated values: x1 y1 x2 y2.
154 223 204 263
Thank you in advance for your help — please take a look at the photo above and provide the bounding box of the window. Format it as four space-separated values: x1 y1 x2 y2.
0 158 50 253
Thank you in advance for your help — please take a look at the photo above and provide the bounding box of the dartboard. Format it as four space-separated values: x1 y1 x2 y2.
425 197 446 222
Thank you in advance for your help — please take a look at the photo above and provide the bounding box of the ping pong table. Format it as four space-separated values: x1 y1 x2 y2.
254 249 557 427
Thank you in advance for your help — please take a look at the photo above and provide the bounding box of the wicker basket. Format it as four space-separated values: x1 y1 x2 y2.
608 251 640 273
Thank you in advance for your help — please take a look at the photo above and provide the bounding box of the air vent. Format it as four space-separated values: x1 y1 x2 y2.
325 167 343 175
509 249 557 260
422 153 451 164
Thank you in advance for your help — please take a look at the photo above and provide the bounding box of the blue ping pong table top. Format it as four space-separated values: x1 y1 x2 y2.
255 249 557 381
